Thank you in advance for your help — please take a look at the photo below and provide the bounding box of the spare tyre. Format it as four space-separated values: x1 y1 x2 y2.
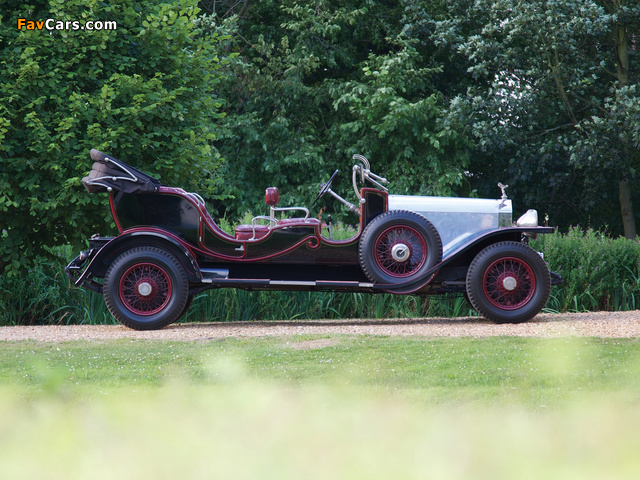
358 210 442 292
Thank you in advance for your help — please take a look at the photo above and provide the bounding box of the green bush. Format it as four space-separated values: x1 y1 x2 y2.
531 227 640 312
0 0 232 276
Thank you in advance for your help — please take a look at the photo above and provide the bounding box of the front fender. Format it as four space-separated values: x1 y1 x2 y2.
375 226 555 294
441 226 555 267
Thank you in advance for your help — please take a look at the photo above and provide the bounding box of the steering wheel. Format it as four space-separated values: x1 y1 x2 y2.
312 170 339 207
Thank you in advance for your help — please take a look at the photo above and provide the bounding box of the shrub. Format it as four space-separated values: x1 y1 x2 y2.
531 227 640 311
0 0 232 276
0 246 114 326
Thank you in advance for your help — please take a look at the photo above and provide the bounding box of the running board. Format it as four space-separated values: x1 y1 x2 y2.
200 277 374 289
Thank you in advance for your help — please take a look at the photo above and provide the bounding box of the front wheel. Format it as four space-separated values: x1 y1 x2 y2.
466 241 550 324
103 246 189 330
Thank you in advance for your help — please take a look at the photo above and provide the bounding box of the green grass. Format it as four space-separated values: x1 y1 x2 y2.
2 336 640 479
2 336 640 403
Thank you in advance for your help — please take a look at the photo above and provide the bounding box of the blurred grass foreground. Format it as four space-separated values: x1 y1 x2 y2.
2 382 640 480
2 336 640 479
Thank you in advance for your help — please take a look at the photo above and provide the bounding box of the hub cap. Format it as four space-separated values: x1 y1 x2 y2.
502 276 518 291
391 243 410 262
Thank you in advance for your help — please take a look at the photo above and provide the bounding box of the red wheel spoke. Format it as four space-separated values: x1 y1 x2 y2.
482 257 535 310
118 263 173 316
373 225 427 278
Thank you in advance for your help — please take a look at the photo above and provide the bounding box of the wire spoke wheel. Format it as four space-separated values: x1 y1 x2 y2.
374 225 427 277
466 241 550 324
482 257 535 310
104 247 188 330
119 263 173 316
359 210 442 294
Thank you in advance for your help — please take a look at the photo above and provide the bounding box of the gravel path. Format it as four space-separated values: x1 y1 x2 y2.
2 311 640 342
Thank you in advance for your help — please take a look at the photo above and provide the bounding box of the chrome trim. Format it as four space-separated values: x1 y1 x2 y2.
248 216 276 240
188 192 205 205
516 209 539 227
352 166 363 203
497 182 509 208
270 206 310 219
352 154 389 192
326 188 360 216
200 268 230 283
252 216 277 226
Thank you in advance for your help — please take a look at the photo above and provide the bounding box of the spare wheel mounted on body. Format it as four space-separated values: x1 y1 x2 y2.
358 210 442 293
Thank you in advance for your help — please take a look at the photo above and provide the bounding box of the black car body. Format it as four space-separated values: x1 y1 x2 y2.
66 149 559 330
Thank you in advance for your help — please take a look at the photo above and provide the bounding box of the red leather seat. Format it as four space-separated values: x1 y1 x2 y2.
234 224 270 241
234 187 316 240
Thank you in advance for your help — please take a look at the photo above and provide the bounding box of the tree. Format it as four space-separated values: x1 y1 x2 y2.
575 0 640 238
434 0 639 234
208 0 473 221
0 0 232 275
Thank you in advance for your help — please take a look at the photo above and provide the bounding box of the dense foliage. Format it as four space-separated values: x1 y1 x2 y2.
207 0 638 235
209 0 475 219
1 0 638 279
0 0 232 275
438 0 640 236
531 228 640 311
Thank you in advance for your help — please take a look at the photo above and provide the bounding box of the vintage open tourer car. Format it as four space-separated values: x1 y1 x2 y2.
66 149 560 330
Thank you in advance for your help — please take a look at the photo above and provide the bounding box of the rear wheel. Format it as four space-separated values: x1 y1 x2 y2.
466 241 550 324
359 210 442 293
103 246 189 330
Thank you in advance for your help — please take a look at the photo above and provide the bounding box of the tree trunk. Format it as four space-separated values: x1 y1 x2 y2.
614 9 629 88
620 178 636 239
614 1 635 237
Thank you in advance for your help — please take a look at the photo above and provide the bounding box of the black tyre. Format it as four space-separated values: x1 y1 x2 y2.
462 292 477 312
103 246 189 330
359 210 442 292
176 295 194 321
466 241 550 324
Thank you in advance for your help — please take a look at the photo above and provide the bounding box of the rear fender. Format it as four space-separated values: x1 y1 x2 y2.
77 231 201 284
